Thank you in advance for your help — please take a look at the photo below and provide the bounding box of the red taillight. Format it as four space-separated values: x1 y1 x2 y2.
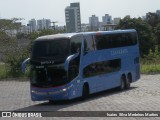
96 32 101 36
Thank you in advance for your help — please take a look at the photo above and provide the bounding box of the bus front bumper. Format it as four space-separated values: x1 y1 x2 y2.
31 85 73 101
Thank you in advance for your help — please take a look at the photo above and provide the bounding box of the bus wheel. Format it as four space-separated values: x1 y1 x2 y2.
125 80 130 89
82 84 89 100
120 76 125 90
126 74 131 89
49 100 54 103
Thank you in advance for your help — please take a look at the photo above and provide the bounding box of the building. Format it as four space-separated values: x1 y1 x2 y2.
99 22 116 31
142 16 146 20
99 22 106 31
5 22 22 37
28 19 37 32
65 2 81 33
102 24 117 31
156 10 160 16
89 15 99 31
56 26 65 31
102 14 112 24
20 25 30 34
113 18 121 24
37 19 51 30
81 23 89 32
100 14 114 31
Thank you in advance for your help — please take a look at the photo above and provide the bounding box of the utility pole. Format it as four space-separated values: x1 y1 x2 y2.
50 21 58 30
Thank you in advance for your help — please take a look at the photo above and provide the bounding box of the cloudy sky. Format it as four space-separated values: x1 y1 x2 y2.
0 0 159 25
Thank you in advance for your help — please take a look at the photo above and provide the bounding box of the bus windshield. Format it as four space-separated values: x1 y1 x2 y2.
31 39 70 60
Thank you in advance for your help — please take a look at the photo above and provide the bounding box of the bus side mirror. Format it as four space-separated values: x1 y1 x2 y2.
77 48 81 53
84 51 89 55
21 58 30 73
64 53 79 71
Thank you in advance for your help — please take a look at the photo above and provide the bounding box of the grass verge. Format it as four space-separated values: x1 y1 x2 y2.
141 64 160 74
0 63 8 79
0 62 29 80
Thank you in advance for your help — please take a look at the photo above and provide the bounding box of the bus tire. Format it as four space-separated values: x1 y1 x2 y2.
49 100 54 103
126 74 132 89
120 75 125 90
82 84 89 100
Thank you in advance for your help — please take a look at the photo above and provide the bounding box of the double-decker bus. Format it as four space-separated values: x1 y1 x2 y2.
22 29 140 102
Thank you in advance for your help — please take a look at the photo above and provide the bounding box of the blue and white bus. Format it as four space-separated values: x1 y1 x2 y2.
22 29 140 101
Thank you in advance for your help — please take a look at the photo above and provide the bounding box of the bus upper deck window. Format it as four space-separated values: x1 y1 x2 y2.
84 36 96 53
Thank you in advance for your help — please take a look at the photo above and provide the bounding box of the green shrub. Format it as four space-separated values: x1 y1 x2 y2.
141 45 160 64
0 63 8 79
3 48 29 77
141 64 160 74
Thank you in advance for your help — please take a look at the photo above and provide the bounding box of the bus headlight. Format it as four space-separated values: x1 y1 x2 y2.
32 90 35 93
62 88 67 92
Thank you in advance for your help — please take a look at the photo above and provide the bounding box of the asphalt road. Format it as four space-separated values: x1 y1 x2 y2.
0 75 160 120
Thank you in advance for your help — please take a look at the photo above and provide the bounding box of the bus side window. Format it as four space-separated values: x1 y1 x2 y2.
84 36 96 54
96 36 111 49
95 32 138 50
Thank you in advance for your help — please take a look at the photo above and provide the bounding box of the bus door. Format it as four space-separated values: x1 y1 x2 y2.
82 35 98 93
67 35 82 82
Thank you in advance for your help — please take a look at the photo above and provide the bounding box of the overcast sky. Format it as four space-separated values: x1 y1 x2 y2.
0 0 160 25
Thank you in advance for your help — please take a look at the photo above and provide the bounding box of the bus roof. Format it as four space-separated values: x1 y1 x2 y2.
82 29 136 36
35 29 136 41
35 33 80 41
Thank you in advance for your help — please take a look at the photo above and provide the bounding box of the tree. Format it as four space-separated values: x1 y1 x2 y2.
154 23 160 45
116 16 154 57
0 18 22 42
30 29 66 40
0 18 29 76
146 12 160 28
0 18 22 33
0 19 21 61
